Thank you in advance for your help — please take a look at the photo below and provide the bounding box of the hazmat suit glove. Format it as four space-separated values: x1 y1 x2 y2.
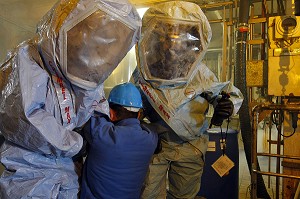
210 93 234 126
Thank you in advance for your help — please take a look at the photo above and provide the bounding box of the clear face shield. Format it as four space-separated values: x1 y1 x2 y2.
140 19 202 81
61 9 135 90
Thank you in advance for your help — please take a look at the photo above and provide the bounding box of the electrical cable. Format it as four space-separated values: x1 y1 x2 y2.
271 109 297 138
219 117 230 155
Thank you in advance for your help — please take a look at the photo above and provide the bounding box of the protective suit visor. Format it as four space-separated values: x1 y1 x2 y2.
140 19 202 81
61 9 135 90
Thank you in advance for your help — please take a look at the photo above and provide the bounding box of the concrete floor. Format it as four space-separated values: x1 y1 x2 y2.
238 145 252 199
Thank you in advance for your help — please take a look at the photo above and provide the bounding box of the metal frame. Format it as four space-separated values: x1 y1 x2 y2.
251 103 300 199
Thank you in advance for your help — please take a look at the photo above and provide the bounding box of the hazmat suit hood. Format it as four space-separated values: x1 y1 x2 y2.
137 1 212 88
133 1 243 142
38 0 141 90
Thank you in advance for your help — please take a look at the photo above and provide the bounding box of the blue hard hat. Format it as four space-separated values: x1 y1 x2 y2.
108 82 143 108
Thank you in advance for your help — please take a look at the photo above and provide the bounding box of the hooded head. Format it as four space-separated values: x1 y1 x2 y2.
137 1 211 88
37 0 141 90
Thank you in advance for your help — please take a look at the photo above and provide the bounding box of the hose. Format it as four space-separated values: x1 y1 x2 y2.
235 0 270 198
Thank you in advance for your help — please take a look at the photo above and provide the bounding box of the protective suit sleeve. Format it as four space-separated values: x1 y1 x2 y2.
200 81 243 115
71 126 88 161
94 98 110 117
25 109 83 157
13 49 83 157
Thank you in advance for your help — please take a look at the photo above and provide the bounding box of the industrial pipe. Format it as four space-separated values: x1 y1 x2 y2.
234 0 270 198
296 0 300 16
251 103 300 198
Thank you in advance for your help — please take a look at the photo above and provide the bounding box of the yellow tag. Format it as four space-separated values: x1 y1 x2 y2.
207 141 216 152
211 154 235 177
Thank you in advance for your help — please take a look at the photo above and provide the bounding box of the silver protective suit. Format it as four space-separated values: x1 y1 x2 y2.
133 2 243 198
0 0 141 198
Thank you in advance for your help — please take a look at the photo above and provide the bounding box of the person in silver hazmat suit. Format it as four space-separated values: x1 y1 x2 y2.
132 1 244 199
0 0 141 198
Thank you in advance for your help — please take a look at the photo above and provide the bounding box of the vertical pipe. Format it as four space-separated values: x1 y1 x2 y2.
294 182 300 199
277 0 285 15
229 4 234 81
235 0 271 198
248 5 253 103
261 0 267 97
222 20 228 82
268 118 272 188
249 4 254 61
276 117 282 199
251 108 259 199
261 0 267 61
296 0 300 16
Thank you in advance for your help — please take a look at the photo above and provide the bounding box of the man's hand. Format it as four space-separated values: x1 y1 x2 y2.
210 92 234 127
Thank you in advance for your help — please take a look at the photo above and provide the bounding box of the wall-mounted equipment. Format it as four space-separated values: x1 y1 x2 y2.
274 16 300 39
268 16 300 96
246 60 264 87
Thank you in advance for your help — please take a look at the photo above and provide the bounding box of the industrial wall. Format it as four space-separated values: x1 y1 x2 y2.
0 0 57 62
